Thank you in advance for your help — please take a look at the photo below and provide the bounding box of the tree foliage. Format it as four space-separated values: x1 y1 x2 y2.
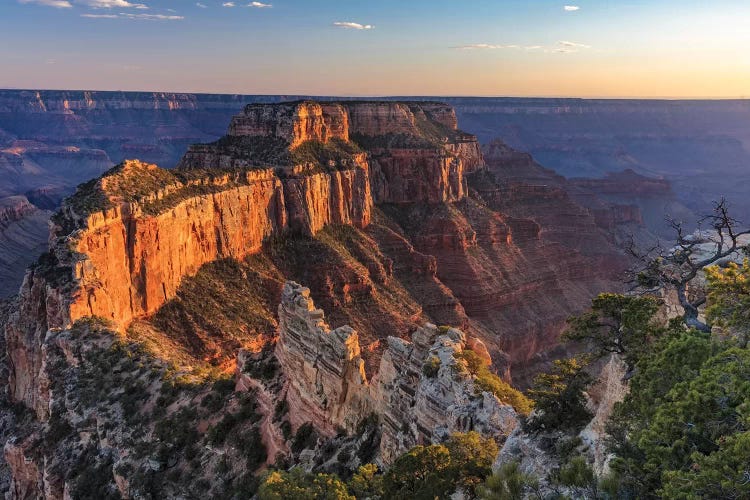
525 357 593 433
563 293 662 371
477 461 539 500
258 468 354 500
706 258 750 345
608 336 750 498
347 464 384 499
628 198 750 332
383 432 498 499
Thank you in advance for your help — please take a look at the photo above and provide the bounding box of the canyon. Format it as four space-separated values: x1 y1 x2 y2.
0 100 641 497
5 95 743 497
3 91 748 297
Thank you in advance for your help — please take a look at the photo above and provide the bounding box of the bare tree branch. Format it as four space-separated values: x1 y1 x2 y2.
627 199 750 332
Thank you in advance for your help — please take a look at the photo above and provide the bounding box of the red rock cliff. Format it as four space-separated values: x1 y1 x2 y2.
5 100 484 418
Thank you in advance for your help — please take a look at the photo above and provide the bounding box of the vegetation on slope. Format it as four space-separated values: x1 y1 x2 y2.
41 317 267 499
454 349 533 416
477 269 750 499
257 432 498 500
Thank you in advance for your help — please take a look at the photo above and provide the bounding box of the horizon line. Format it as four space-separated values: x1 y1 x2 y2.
1 87 749 101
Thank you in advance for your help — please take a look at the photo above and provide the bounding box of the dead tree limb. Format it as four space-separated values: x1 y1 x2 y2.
627 198 750 332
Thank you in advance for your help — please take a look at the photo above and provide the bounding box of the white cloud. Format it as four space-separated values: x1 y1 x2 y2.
196 2 206 7
453 41 592 54
564 5 580 11
81 0 148 8
119 12 183 19
248 1 271 7
558 40 591 48
18 0 72 7
222 2 234 6
81 12 182 19
333 21 373 30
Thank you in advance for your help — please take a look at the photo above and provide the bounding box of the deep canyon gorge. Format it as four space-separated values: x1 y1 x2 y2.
0 93 748 499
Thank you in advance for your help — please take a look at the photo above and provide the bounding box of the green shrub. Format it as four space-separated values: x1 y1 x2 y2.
524 357 592 433
421 356 441 378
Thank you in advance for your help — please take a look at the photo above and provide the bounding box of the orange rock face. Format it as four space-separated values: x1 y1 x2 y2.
66 159 372 328
228 101 350 147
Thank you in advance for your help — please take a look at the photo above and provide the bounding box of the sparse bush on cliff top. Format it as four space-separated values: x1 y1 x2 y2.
453 349 533 416
421 355 441 378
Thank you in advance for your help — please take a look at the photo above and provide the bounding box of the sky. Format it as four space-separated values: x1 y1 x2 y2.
0 0 749 98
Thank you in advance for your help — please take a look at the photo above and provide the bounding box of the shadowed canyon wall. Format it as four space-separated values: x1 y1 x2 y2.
3 91 747 297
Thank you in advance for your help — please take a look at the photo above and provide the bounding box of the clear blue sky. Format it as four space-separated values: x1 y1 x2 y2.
1 0 749 97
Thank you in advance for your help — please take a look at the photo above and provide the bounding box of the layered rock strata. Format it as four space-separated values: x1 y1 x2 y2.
275 283 372 436
275 281 519 463
5 100 483 420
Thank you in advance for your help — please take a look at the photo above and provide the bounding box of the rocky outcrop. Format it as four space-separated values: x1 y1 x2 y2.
5 156 373 418
275 282 519 464
373 324 519 464
3 100 487 421
184 100 483 205
580 355 628 475
275 282 371 436
228 101 350 146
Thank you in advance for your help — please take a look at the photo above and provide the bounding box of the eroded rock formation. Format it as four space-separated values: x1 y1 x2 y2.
4 100 483 421
274 282 519 464
275 282 371 436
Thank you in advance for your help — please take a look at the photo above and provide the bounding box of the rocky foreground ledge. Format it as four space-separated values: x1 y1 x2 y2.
274 281 520 464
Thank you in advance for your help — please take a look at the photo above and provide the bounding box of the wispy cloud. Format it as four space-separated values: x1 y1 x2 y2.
196 2 206 7
454 40 592 54
18 0 72 7
82 0 148 8
81 11 183 19
558 40 590 48
564 5 580 11
248 1 271 7
120 12 183 19
222 1 234 6
454 44 547 51
333 21 373 30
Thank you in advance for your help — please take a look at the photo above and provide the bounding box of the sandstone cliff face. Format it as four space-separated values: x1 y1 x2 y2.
229 102 350 146
5 154 373 418
275 282 519 464
64 159 371 325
